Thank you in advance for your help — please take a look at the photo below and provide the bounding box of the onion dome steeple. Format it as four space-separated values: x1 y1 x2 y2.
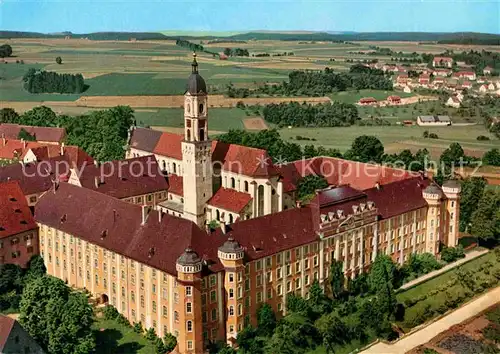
187 53 207 95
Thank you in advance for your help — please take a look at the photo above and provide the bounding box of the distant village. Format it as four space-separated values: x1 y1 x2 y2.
355 56 499 126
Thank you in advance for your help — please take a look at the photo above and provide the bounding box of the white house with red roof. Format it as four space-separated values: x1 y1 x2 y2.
453 71 477 81
432 57 453 68
433 69 451 77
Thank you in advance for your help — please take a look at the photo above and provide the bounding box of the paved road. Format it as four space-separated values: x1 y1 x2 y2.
361 286 500 354
400 248 489 290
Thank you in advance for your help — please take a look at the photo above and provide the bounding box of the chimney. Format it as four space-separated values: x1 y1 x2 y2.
94 176 99 188
158 210 163 223
375 182 381 190
205 223 211 233
296 200 302 208
93 160 99 167
1 134 5 146
220 221 227 234
60 142 65 156
21 138 26 149
141 205 150 225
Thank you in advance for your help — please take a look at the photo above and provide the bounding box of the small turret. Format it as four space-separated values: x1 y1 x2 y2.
176 247 203 274
218 237 244 261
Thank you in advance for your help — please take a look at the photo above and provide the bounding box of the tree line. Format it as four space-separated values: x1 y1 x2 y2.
223 48 250 57
0 44 12 58
175 39 219 58
0 105 134 161
226 64 393 98
263 102 359 127
22 68 85 94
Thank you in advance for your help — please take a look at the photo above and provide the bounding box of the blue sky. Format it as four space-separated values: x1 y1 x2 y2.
1 0 499 34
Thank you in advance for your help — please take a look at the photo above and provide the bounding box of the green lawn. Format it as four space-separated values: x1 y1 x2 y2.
134 107 248 131
93 317 156 354
397 251 499 331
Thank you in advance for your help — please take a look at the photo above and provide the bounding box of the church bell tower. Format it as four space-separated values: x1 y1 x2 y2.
182 54 213 227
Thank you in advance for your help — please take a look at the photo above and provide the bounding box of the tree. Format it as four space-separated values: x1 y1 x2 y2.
483 148 500 166
369 255 397 318
163 332 177 353
56 56 62 64
344 135 384 163
26 255 47 278
264 313 319 354
0 44 13 58
459 177 487 232
18 128 36 141
257 303 276 335
296 175 328 201
19 276 95 354
223 48 232 57
329 259 344 299
470 190 500 244
315 313 348 353
0 108 19 123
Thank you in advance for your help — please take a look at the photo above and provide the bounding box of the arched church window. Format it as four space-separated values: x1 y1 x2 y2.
199 103 204 114
162 161 166 171
173 163 177 174
244 181 249 192
199 128 205 141
216 209 220 221
229 214 234 224
186 104 190 113
187 129 191 141
231 178 235 188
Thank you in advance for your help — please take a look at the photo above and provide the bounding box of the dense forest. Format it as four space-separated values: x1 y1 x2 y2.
263 102 359 127
22 68 86 94
227 64 393 98
0 106 133 161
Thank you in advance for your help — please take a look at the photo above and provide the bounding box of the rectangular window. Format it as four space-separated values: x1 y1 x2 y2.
210 290 216 303
210 275 217 286
186 286 192 296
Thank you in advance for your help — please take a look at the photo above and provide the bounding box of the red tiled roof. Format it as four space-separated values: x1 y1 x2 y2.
129 127 162 153
0 159 72 196
359 97 377 103
433 57 453 62
0 124 66 143
0 315 15 350
0 139 43 160
153 132 184 160
0 181 38 239
73 155 168 199
34 182 205 275
278 157 419 192
166 174 183 196
364 176 435 219
206 206 319 271
387 95 401 101
317 185 365 207
221 144 279 177
208 187 252 213
29 145 94 168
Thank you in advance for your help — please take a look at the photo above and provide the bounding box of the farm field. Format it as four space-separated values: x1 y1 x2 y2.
1 38 498 158
134 107 249 131
278 124 498 158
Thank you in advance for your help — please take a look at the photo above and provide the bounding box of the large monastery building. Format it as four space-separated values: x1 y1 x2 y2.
34 56 461 354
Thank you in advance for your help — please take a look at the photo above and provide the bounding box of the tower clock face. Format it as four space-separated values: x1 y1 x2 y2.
199 103 204 114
